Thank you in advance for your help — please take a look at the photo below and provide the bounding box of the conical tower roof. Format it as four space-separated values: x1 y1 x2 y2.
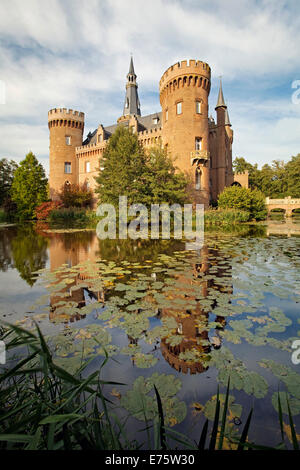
225 108 231 126
215 79 227 109
123 56 141 116
128 56 135 75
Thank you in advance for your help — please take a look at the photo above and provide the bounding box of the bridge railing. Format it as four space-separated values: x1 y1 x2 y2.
266 196 300 205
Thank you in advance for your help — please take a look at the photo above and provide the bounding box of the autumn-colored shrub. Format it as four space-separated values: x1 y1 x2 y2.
35 201 63 220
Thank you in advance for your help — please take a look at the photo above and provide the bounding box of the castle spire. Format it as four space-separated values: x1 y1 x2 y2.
215 79 227 109
123 56 141 116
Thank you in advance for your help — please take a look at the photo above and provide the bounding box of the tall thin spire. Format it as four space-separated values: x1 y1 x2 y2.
129 56 135 75
123 56 141 116
215 79 227 109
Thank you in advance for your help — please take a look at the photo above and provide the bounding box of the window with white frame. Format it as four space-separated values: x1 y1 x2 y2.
64 162 71 174
176 101 182 115
195 137 202 150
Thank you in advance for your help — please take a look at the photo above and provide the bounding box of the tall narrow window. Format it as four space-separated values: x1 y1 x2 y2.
98 134 103 143
165 109 168 121
85 161 90 173
195 169 201 190
195 137 202 150
196 101 201 114
64 162 71 174
176 102 182 115
65 136 71 145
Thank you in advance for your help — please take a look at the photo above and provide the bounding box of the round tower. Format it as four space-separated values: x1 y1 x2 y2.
159 60 211 205
48 108 85 199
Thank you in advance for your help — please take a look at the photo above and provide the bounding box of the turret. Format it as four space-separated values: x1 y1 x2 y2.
215 79 227 126
214 81 233 194
123 57 141 117
160 59 211 206
48 108 84 200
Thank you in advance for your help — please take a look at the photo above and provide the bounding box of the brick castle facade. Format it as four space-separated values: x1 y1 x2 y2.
48 58 241 207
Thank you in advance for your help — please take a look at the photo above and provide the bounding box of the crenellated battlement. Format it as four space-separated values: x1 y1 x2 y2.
75 141 106 153
138 127 162 137
48 108 85 122
159 59 211 90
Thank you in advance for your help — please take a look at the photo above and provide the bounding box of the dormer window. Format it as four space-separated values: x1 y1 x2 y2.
153 117 159 125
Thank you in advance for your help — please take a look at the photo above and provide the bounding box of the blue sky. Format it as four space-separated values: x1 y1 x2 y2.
0 0 300 175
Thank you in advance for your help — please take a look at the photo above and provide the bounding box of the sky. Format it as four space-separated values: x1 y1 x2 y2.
0 0 300 175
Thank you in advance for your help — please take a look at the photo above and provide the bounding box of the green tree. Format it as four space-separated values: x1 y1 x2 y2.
95 127 188 208
233 157 254 174
0 158 18 206
233 157 260 190
11 152 48 220
96 126 149 207
58 182 93 208
285 154 300 197
218 186 267 220
146 146 188 205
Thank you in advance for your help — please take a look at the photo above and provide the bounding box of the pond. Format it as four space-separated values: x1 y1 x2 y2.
0 219 300 448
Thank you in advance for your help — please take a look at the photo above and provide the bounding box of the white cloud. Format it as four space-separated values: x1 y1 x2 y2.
0 0 299 169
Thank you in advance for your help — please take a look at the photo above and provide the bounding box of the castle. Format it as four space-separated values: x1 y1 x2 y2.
48 58 243 207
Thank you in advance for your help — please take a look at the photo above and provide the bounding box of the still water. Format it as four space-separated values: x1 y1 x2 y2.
0 219 300 448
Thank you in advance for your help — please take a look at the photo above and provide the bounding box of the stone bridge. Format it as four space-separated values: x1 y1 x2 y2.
266 196 300 217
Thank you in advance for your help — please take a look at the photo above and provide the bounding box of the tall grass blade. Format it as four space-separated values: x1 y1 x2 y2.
209 386 220 450
154 384 166 450
237 408 253 451
218 376 230 449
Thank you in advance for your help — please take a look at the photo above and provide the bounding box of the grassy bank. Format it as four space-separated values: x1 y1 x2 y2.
49 208 99 227
204 208 250 226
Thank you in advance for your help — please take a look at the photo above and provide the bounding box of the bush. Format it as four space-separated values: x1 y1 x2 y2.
0 209 6 223
205 208 250 225
2 196 17 220
49 207 98 225
218 186 267 221
35 201 63 220
58 182 94 208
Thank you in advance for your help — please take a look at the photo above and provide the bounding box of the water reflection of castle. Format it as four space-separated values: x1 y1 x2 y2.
49 231 103 323
48 232 232 375
160 245 231 374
